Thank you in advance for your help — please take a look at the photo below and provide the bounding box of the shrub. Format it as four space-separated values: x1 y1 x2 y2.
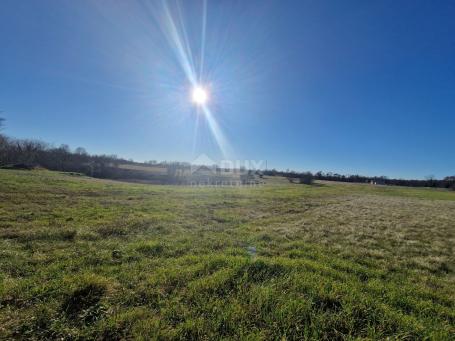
299 172 314 185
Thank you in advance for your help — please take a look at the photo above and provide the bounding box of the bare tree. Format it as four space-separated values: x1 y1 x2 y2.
75 147 88 155
0 117 8 165
425 174 436 187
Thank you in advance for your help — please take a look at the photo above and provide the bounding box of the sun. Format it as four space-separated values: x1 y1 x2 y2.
192 86 208 105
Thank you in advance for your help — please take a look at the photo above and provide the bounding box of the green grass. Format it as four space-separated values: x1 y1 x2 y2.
0 169 454 340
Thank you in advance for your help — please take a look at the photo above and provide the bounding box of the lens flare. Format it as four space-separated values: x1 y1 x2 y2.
160 1 233 159
192 86 208 105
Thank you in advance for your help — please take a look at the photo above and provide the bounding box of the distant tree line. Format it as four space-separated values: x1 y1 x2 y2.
1 117 454 189
262 169 455 190
0 121 233 183
0 118 138 178
0 135 122 176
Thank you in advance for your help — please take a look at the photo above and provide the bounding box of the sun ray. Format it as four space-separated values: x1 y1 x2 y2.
201 105 232 159
158 0 234 160
161 1 197 85
199 0 207 81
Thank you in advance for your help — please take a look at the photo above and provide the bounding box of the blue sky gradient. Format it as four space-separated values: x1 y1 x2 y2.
1 0 454 179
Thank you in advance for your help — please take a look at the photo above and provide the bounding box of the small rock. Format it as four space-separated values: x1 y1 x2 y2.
246 246 257 257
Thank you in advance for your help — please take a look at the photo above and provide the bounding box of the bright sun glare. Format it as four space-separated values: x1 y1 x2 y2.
192 86 208 105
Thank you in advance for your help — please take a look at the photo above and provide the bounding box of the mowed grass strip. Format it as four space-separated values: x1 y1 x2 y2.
0 169 454 339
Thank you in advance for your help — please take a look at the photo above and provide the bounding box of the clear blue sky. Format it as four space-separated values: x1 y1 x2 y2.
1 0 454 179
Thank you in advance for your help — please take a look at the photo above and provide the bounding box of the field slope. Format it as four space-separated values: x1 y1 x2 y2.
0 170 454 339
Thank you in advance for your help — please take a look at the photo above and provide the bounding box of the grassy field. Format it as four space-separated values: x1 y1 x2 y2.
0 169 454 340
